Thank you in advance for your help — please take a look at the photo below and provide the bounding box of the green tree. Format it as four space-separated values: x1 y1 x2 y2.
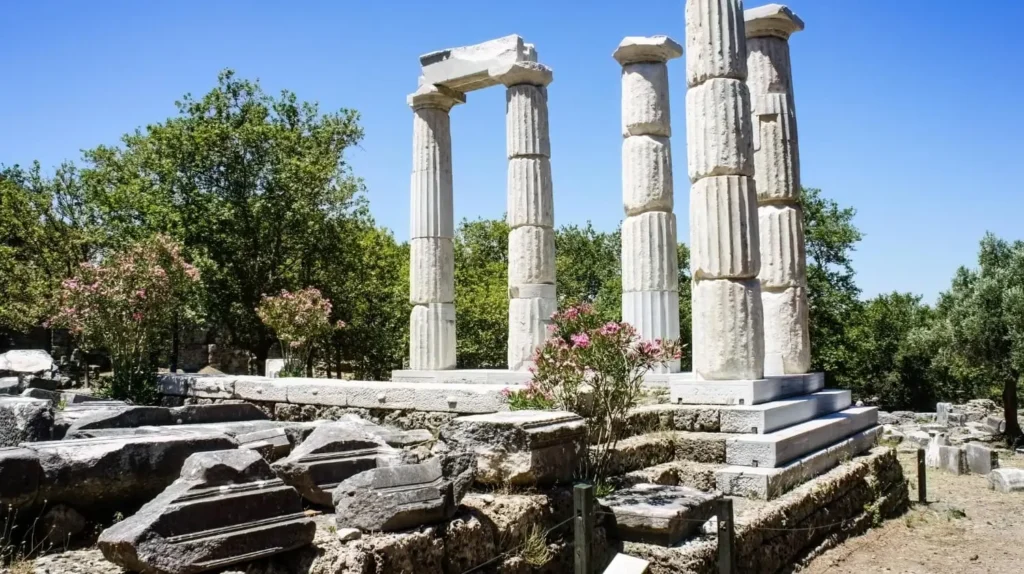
677 243 693 372
82 70 366 372
453 218 509 368
555 223 621 321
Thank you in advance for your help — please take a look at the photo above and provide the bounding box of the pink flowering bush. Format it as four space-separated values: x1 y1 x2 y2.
50 235 201 402
530 304 683 483
256 287 342 377
502 381 556 411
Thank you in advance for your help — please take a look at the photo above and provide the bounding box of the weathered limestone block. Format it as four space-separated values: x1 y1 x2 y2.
237 427 292 461
622 211 679 292
99 449 314 574
599 484 719 546
989 468 1024 493
745 3 805 42
614 36 683 138
762 286 811 375
271 422 401 506
508 296 558 371
0 376 18 395
410 238 456 304
758 205 806 288
623 135 674 215
685 0 748 87
924 432 948 467
65 406 172 436
507 157 554 228
0 350 56 377
752 93 799 202
685 78 754 181
409 303 456 371
505 84 551 158
0 446 42 507
965 442 998 475
689 175 760 280
168 402 269 425
0 396 53 447
692 278 765 380
936 402 951 426
508 226 556 286
420 35 535 92
440 410 585 486
333 457 459 532
938 445 966 475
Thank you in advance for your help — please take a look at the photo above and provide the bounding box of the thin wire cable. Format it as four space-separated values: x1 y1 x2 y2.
460 516 575 574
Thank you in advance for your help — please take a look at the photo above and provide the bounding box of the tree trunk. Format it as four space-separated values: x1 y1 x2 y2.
1003 378 1022 447
170 315 180 374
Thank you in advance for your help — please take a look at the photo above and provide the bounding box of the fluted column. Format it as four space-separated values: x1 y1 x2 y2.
685 0 765 380
745 5 809 376
614 36 684 373
494 62 556 371
408 84 465 370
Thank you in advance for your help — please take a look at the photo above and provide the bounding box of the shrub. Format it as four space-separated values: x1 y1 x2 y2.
531 304 682 484
502 381 556 411
50 235 200 403
256 287 342 376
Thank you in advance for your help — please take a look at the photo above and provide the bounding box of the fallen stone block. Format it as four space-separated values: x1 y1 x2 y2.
64 405 173 436
984 416 1006 435
237 427 292 461
272 422 401 506
440 410 585 486
0 350 56 377
924 432 949 468
99 449 314 573
989 468 1024 493
936 402 951 425
334 457 459 532
598 483 720 546
52 401 129 439
0 446 42 507
936 445 966 475
0 396 53 447
906 430 931 448
168 402 268 425
337 415 434 447
604 552 651 573
29 432 238 510
1 377 21 395
965 443 998 475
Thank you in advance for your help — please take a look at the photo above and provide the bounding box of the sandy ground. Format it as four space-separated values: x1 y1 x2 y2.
801 449 1024 574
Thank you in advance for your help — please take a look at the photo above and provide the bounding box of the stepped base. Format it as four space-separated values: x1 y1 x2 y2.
719 389 851 434
726 406 878 468
391 369 533 385
716 426 882 499
666 372 824 405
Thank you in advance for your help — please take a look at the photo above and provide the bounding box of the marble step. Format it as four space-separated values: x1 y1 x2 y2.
719 389 852 434
667 372 824 405
725 406 878 468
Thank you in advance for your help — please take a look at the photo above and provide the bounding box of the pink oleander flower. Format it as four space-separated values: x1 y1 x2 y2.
571 333 590 349
599 321 621 336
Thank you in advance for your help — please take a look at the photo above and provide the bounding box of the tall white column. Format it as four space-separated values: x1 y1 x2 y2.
494 62 556 371
685 0 765 380
408 84 465 370
614 36 683 373
745 5 809 375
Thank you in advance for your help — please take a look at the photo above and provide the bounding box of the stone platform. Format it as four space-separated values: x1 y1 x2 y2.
666 372 824 405
391 369 533 386
725 406 878 467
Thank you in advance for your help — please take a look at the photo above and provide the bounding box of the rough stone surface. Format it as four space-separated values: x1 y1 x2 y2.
507 157 554 228
168 402 269 425
615 37 682 137
333 457 457 532
989 468 1024 493
0 376 19 395
965 442 998 475
0 446 43 507
271 421 401 506
686 79 754 181
440 410 586 486
0 396 53 446
420 35 536 93
691 278 765 380
761 285 811 375
599 483 720 546
64 406 173 435
98 449 315 573
689 175 760 280
0 349 56 377
745 3 805 40
685 0 748 87
508 225 556 285
623 135 674 215
41 503 87 544
410 237 456 304
936 402 951 426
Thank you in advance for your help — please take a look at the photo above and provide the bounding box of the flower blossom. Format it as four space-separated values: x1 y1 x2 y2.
571 333 590 349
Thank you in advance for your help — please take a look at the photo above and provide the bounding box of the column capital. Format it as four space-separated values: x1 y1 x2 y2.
407 83 466 111
490 61 553 88
745 4 805 40
613 36 683 66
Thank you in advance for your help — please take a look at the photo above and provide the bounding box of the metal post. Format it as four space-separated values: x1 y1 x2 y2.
717 498 735 574
917 448 927 503
574 484 594 574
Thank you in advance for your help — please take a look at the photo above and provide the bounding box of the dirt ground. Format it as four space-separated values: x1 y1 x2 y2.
801 449 1024 574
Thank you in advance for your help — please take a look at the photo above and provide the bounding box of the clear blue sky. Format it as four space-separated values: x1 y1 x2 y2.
3 1 1022 303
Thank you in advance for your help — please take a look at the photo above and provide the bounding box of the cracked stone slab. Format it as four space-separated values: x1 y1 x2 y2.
599 483 720 546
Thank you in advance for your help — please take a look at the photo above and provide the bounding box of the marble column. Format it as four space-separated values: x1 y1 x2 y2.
745 5 809 375
614 36 684 373
408 84 465 370
494 62 556 371
685 0 765 380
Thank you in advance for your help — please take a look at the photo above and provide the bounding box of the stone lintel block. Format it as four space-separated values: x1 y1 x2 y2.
752 93 800 203
407 83 466 111
391 369 533 386
508 296 557 371
719 389 850 434
614 35 684 66
168 402 269 426
758 205 806 288
685 0 748 87
235 376 289 402
156 374 235 399
622 211 679 292
621 290 682 352
669 372 824 405
441 410 586 486
621 62 674 138
491 61 553 88
988 468 1024 493
410 237 455 304
410 303 456 371
508 226 556 286
686 78 754 181
623 135 674 215
690 175 760 280
507 157 554 229
692 278 765 381
288 379 518 414
599 483 720 546
725 406 878 468
745 4 805 40
509 283 556 300
716 425 880 500
420 34 534 92
965 442 998 475
506 84 550 158
762 286 811 375
333 457 453 532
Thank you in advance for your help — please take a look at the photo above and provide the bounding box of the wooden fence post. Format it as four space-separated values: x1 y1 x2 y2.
574 484 594 574
717 497 734 574
917 448 927 503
